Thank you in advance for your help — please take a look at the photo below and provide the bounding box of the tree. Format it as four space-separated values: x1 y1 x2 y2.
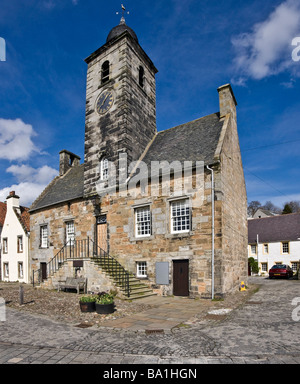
262 200 281 214
282 203 293 214
248 257 259 274
247 201 262 217
285 200 300 213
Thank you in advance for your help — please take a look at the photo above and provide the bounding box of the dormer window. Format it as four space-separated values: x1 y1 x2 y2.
100 158 109 180
139 66 144 88
101 61 110 84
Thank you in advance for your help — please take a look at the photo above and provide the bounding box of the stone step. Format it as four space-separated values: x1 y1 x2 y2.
124 292 157 300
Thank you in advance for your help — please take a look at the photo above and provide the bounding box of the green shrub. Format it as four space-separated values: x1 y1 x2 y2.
248 257 259 274
80 296 96 303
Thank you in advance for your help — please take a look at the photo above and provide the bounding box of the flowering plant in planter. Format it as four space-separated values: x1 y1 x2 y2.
95 291 116 314
95 291 115 305
79 296 96 313
80 296 96 303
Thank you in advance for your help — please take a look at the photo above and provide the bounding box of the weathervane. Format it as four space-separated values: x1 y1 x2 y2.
116 4 129 24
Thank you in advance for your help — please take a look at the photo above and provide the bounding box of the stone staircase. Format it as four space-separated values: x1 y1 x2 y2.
32 238 156 300
91 256 156 300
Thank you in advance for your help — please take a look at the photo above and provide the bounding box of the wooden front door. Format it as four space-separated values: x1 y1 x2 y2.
41 262 47 282
173 260 189 296
97 216 108 253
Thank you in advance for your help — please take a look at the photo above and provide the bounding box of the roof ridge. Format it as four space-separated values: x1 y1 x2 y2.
250 212 300 221
156 112 220 135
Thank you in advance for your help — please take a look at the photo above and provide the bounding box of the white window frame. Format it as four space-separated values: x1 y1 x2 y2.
100 158 109 181
18 262 24 279
261 263 268 272
3 263 9 278
263 244 269 254
3 238 8 254
40 225 48 249
170 199 190 234
135 206 151 238
291 262 299 273
17 236 23 253
250 244 257 255
136 261 147 278
66 221 75 246
282 242 289 254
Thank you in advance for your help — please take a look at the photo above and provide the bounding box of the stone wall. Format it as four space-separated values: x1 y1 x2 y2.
29 199 96 276
41 259 117 294
98 169 220 298
217 113 248 294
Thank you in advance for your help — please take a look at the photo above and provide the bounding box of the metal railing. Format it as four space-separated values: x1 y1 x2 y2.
32 238 93 287
32 238 130 297
91 240 130 298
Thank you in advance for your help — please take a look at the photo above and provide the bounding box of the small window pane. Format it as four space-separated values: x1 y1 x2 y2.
3 239 8 253
291 262 299 272
135 207 151 237
18 236 23 252
137 261 147 278
66 221 75 246
41 226 48 248
18 262 24 278
4 263 9 277
171 200 190 233
282 242 289 254
101 158 109 180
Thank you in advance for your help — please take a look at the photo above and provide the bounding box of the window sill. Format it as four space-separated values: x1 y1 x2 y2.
130 235 154 242
165 232 192 239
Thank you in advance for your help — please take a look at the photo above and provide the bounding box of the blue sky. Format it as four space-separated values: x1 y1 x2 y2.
0 0 300 208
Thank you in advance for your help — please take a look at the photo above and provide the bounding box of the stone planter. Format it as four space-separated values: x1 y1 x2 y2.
79 301 96 313
95 302 115 314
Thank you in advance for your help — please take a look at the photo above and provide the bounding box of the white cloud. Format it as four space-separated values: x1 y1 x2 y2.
231 0 300 81
0 164 58 207
0 118 38 161
6 164 58 184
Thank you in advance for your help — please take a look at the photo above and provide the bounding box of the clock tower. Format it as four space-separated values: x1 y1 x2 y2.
83 15 158 197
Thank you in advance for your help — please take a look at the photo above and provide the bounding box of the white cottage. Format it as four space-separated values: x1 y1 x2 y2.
1 191 30 283
248 213 300 276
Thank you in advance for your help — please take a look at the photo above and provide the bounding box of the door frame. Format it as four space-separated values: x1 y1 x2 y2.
96 215 108 253
173 259 189 297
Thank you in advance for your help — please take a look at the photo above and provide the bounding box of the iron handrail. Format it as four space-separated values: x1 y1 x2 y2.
91 240 130 298
31 238 130 297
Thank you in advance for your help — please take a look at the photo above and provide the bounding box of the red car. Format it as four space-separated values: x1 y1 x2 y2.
269 264 294 279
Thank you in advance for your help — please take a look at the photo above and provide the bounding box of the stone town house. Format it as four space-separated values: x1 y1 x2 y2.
29 19 248 298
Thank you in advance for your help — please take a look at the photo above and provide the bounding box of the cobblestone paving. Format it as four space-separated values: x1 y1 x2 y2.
0 277 300 364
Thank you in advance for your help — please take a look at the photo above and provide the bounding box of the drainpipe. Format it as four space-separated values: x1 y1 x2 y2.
206 165 215 300
256 234 259 276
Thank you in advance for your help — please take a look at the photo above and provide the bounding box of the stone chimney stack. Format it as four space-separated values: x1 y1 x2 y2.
59 150 81 176
6 191 20 212
217 84 237 121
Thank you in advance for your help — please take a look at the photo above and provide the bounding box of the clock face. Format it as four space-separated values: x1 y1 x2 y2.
96 90 114 115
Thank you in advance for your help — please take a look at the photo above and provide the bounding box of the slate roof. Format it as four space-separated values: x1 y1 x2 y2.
30 113 224 212
142 113 223 166
248 213 300 243
30 164 84 212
